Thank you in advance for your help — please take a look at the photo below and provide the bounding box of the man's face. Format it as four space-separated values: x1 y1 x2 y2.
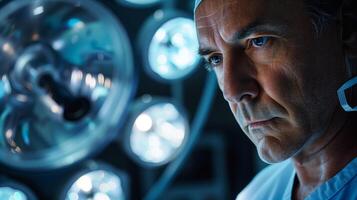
196 0 346 163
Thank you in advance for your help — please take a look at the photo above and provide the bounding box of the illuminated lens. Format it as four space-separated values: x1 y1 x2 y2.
0 0 133 170
0 187 28 200
130 102 188 165
121 0 161 6
148 17 200 80
0 178 37 200
65 170 125 200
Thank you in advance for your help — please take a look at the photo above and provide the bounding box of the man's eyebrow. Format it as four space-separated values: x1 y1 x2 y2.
229 20 288 42
197 20 288 56
198 48 215 56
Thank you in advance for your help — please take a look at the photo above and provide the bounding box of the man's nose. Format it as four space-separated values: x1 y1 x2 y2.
221 51 259 103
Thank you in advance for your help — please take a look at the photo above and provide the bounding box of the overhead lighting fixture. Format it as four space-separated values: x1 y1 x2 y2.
117 0 162 8
32 6 44 16
124 96 189 167
62 162 129 200
0 178 37 200
138 10 200 82
0 0 134 170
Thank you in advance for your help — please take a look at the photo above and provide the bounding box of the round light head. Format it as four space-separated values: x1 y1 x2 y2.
0 179 37 200
125 97 189 167
0 0 134 170
0 187 27 200
117 0 162 8
63 162 128 200
139 10 200 82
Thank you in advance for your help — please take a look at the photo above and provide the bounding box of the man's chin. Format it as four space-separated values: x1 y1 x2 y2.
258 151 290 164
255 138 293 164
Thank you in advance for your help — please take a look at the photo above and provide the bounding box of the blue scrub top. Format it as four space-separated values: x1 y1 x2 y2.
236 157 357 200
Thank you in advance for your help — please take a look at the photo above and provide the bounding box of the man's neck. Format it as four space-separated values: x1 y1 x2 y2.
291 110 357 200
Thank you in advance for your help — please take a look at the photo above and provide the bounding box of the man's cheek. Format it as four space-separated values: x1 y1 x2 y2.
228 102 236 114
228 103 245 127
215 70 224 91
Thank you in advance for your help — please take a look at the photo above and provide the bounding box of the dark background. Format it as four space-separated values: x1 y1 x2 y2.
0 0 266 199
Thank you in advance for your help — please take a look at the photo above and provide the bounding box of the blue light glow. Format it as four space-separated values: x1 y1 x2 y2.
130 102 188 165
121 0 161 5
67 18 85 29
0 187 27 200
148 17 200 80
21 122 30 146
65 170 126 200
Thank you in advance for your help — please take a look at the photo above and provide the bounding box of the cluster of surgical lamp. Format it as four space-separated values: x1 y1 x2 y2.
0 0 202 199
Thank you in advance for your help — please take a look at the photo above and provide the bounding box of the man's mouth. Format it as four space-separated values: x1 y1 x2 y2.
247 118 276 130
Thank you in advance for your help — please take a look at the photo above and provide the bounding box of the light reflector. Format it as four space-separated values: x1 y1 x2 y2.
139 11 200 81
0 178 37 200
0 0 134 170
117 0 162 7
125 97 189 167
0 187 27 200
63 162 128 200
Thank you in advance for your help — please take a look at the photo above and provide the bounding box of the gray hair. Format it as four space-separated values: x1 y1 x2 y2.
304 0 344 36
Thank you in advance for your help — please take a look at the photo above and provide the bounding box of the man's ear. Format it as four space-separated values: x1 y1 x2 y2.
342 0 357 59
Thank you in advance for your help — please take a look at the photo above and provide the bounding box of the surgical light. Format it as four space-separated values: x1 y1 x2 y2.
0 0 134 170
124 97 189 167
139 10 200 81
33 6 44 16
63 162 128 200
0 178 37 200
117 0 162 8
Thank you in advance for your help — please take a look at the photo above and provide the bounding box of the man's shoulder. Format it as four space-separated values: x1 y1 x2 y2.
236 159 294 200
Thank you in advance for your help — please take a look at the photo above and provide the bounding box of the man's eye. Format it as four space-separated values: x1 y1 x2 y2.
208 55 222 66
250 36 272 48
203 55 222 71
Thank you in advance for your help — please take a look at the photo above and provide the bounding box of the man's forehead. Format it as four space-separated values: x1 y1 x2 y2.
195 0 271 32
195 0 268 47
195 0 242 28
195 0 305 47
